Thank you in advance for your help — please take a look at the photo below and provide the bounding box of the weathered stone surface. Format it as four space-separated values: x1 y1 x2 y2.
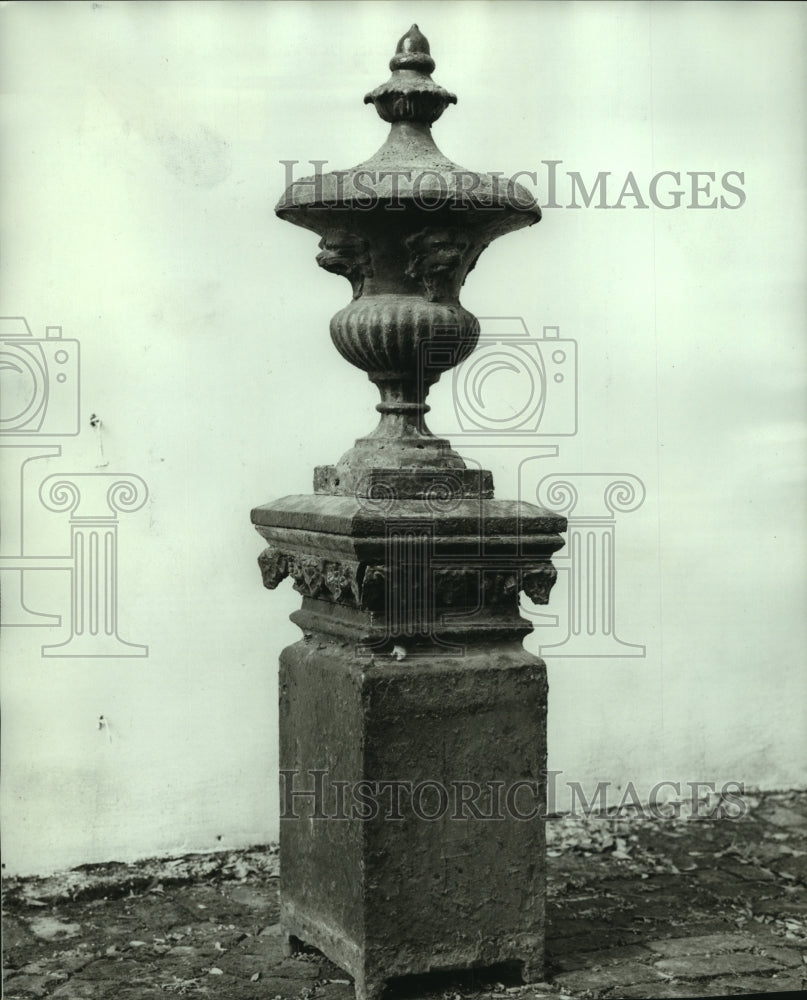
26 917 81 942
548 917 646 950
313 465 495 500
754 944 805 968
653 951 787 977
645 932 757 957
711 971 807 993
279 638 549 992
221 883 278 913
751 896 806 917
553 961 665 991
757 800 807 828
614 984 729 999
252 23 564 1000
2 974 51 998
49 985 107 1000
241 977 319 996
253 493 565 539
551 943 654 973
1 918 39 969
690 868 753 900
316 984 356 1000
72 958 147 981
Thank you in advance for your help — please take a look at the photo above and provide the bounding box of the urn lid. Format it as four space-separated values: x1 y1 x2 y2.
275 25 541 237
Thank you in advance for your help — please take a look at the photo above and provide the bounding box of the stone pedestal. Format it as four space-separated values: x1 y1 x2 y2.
279 644 546 1000
253 488 564 998
252 25 566 999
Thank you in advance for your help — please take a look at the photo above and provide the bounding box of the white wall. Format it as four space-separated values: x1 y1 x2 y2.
1 1 805 876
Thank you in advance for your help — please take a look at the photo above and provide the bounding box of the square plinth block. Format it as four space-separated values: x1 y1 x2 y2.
278 636 548 1000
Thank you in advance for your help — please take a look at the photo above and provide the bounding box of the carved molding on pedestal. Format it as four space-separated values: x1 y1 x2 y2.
258 543 559 616
258 546 362 605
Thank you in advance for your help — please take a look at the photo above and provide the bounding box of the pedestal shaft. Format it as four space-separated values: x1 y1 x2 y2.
279 637 547 999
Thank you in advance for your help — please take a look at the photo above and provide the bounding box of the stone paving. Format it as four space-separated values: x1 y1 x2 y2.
3 792 806 999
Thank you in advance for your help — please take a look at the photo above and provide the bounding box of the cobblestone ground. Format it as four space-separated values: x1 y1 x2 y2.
3 793 806 999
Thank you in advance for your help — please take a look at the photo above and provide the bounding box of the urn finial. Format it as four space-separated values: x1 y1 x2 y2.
390 25 434 71
364 24 457 124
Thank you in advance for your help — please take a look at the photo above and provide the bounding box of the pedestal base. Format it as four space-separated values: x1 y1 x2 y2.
278 635 548 999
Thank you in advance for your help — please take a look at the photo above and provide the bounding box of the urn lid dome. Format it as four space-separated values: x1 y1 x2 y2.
275 25 540 236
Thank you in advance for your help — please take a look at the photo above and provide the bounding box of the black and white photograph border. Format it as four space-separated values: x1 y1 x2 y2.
1 3 805 1000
